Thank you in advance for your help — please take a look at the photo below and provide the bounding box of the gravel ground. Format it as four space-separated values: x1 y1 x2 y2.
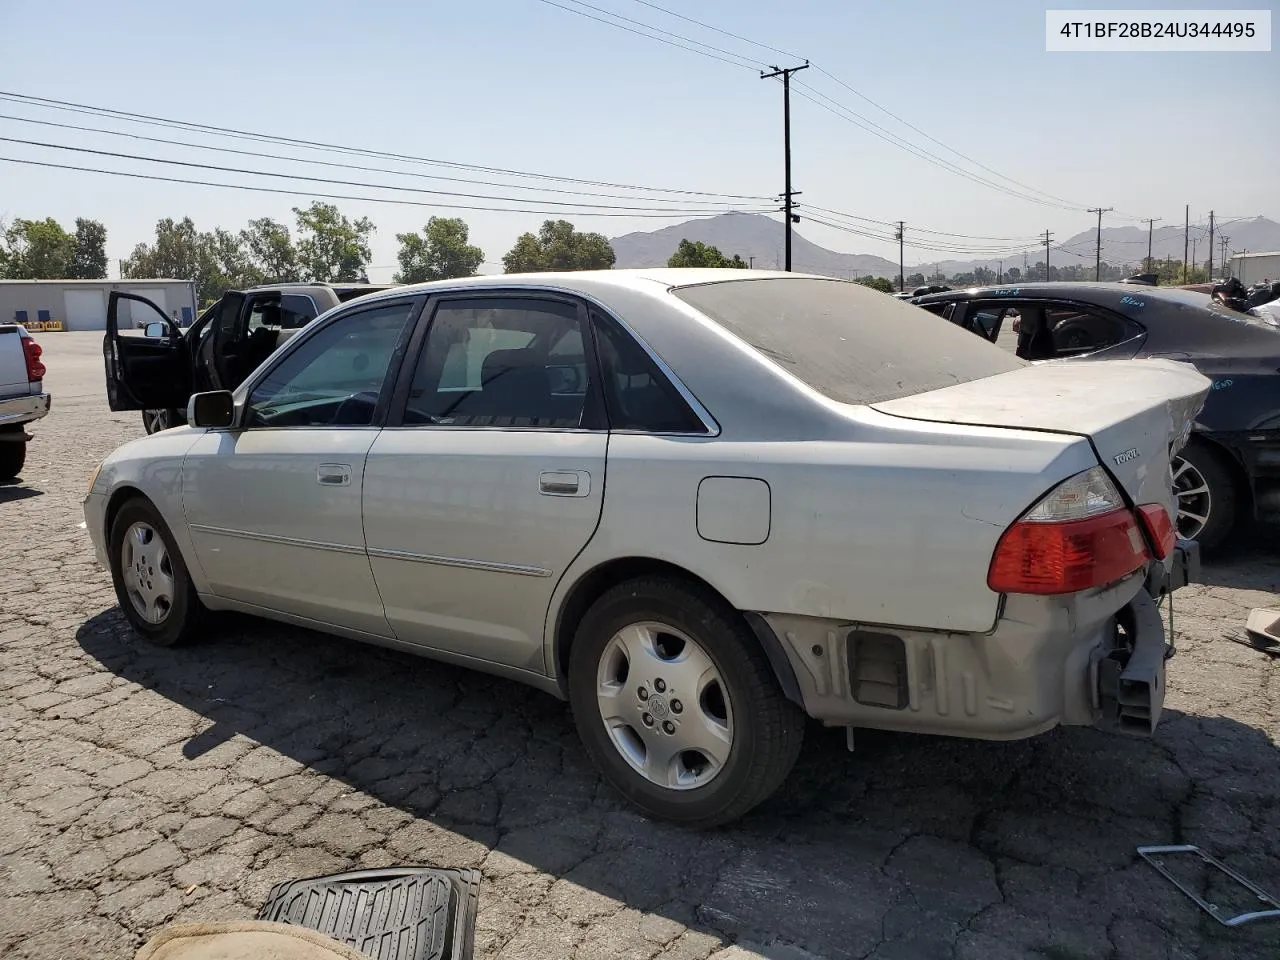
2 332 1278 960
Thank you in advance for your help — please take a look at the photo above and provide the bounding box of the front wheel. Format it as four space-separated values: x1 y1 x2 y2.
568 577 804 828
1171 443 1237 550
108 498 204 647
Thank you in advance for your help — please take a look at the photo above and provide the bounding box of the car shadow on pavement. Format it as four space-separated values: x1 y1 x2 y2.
0 482 43 503
75 607 1279 960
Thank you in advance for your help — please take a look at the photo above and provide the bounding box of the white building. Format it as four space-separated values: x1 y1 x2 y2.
1228 251 1280 285
0 279 198 331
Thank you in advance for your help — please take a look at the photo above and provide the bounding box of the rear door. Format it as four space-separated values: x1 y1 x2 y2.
103 292 192 412
362 293 608 672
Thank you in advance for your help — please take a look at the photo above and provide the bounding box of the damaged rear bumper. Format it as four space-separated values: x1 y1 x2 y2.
758 541 1199 742
1094 539 1199 736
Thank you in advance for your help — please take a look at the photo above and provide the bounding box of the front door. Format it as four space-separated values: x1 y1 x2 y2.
103 292 191 412
363 294 607 673
181 297 419 636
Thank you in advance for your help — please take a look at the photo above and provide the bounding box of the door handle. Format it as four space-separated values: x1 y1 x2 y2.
317 463 352 486
539 470 590 497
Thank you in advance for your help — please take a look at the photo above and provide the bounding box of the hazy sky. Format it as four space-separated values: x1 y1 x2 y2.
1 0 1276 280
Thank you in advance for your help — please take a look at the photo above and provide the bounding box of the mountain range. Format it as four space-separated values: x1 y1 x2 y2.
609 212 1280 278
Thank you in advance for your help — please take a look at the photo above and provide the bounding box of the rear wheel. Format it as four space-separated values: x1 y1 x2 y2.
108 498 204 647
0 427 25 481
1171 442 1237 550
568 577 804 827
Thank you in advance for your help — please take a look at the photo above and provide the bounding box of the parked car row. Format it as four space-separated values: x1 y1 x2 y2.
910 282 1280 549
93 270 1203 826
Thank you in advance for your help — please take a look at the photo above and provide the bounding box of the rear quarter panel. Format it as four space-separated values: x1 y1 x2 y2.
552 409 1097 639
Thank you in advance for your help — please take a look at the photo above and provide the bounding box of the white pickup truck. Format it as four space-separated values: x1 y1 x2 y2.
0 324 51 481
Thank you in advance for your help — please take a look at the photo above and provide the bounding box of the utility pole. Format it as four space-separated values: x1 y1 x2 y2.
1207 210 1215 280
1043 230 1054 281
748 256 755 269
1144 218 1160 273
1087 207 1113 281
1182 204 1189 283
1191 237 1198 279
895 221 905 291
997 260 1003 283
760 62 809 271
1220 234 1230 276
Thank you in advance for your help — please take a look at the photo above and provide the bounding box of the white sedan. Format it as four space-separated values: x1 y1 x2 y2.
88 270 1208 827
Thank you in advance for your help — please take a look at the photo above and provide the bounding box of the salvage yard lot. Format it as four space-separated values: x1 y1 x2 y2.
2 332 1278 960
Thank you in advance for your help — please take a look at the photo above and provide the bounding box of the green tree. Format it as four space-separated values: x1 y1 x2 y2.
70 218 108 279
855 275 895 294
0 217 76 278
122 217 258 303
241 217 298 283
904 272 926 288
502 219 615 273
293 202 374 282
666 239 747 269
1004 266 1021 283
394 217 484 283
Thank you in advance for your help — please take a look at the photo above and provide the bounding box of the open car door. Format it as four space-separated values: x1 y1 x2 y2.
103 291 193 412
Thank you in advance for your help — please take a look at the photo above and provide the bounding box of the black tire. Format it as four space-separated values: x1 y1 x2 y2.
142 408 181 434
1173 441 1238 551
568 577 805 828
0 431 25 481
108 497 204 647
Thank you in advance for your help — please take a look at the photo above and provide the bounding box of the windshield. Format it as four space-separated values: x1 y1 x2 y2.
672 276 1025 405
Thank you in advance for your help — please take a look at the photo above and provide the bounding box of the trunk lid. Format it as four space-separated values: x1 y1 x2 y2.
0 325 34 396
872 358 1210 514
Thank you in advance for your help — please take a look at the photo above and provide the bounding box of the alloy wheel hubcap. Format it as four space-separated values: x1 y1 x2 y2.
595 622 733 791
120 522 175 625
1171 456 1211 541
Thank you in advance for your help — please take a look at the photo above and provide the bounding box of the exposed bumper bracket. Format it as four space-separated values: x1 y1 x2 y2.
1095 590 1168 736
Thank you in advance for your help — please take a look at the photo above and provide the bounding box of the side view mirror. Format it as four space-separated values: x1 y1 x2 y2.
144 321 169 339
187 391 235 429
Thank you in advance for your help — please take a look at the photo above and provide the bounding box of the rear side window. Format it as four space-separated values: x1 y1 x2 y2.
593 311 706 433
672 278 1024 405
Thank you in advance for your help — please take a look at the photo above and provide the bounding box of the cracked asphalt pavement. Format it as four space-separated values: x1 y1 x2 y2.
2 332 1279 959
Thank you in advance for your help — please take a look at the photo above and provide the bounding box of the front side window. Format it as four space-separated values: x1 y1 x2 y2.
245 300 415 427
403 297 591 428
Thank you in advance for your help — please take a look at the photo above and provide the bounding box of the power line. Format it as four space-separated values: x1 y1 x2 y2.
621 0 1123 217
0 90 769 201
0 155 773 218
805 203 1043 241
536 0 766 68
789 84 1084 213
2 135 767 214
0 112 753 207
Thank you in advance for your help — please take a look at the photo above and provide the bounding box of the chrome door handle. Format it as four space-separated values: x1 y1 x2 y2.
539 470 590 497
317 463 351 486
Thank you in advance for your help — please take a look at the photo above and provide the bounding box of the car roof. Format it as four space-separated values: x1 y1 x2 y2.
911 281 1189 303
339 268 825 307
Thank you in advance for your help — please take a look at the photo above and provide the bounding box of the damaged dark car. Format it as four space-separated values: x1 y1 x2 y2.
913 282 1280 549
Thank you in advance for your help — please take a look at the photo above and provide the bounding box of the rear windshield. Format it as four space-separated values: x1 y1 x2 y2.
672 277 1025 404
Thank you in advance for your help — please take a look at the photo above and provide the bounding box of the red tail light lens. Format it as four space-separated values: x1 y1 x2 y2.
988 467 1151 595
22 337 45 381
1137 504 1176 560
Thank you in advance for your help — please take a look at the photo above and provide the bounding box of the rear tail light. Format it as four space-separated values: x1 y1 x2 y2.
1137 504 1176 560
988 466 1150 595
22 337 45 381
